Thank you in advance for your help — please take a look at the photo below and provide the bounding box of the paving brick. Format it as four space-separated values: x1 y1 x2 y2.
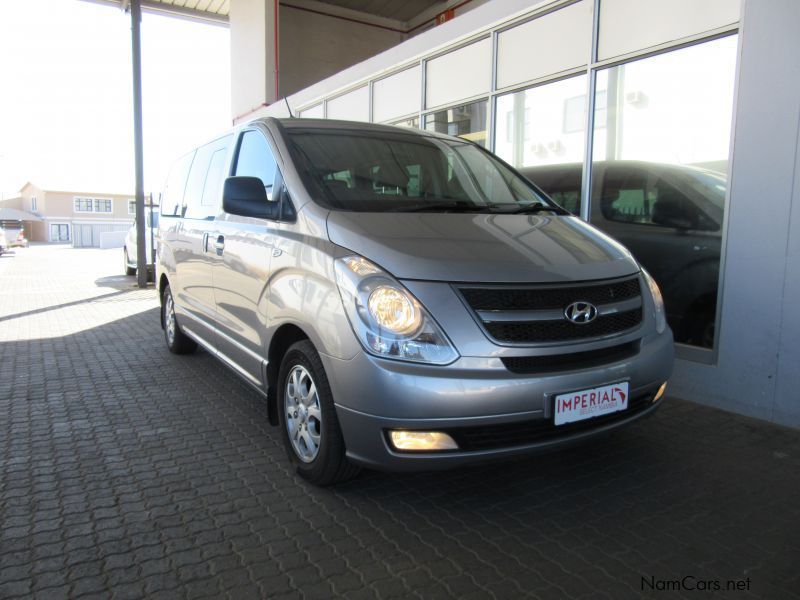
2 244 800 600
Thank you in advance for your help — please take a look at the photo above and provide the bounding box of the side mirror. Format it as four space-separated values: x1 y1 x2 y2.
222 176 277 219
651 197 693 229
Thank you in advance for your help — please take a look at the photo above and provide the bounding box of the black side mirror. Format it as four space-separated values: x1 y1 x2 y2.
223 176 278 219
651 197 693 229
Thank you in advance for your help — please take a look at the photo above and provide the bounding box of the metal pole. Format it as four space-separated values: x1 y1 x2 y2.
148 193 155 274
130 0 147 288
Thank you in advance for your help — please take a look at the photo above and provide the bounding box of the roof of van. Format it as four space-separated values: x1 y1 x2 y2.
254 117 459 142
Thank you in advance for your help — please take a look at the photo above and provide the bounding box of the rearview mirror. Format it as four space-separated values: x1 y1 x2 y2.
222 176 278 219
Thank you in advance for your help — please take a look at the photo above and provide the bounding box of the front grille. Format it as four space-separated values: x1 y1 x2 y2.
501 341 640 374
460 278 641 311
485 309 642 343
459 276 643 344
447 393 654 452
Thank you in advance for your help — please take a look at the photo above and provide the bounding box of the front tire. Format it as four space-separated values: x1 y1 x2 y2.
124 248 136 276
277 340 360 486
162 284 197 354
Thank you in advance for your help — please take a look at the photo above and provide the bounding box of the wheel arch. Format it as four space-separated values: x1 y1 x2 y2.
266 323 311 426
158 273 170 329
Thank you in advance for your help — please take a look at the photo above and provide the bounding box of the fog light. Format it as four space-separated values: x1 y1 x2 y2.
654 382 667 402
389 430 458 452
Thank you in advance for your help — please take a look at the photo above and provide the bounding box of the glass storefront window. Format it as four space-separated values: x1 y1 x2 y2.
495 75 587 168
424 100 488 146
494 75 588 214
392 117 420 129
589 35 738 349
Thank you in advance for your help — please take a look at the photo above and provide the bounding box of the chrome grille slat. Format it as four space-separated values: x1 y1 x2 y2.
477 296 642 323
459 276 643 344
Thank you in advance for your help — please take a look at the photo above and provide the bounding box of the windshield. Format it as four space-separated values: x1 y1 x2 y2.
286 129 563 214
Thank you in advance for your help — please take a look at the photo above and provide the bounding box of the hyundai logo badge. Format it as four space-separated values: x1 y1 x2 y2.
565 301 598 324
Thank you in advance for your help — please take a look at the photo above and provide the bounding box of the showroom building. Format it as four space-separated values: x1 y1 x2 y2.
233 0 798 428
107 0 798 428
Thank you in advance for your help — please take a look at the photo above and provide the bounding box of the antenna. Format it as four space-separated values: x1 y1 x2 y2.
284 97 295 118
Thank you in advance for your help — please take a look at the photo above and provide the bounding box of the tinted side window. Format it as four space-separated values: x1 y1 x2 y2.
161 152 194 217
184 136 232 220
201 149 228 208
651 178 717 231
600 168 649 224
234 130 278 200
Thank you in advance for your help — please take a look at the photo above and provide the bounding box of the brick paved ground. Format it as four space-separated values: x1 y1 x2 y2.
1 244 799 600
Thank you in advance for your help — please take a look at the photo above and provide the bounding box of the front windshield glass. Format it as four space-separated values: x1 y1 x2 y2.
286 129 563 213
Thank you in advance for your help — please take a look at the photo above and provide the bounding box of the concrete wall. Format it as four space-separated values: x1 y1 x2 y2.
669 0 800 427
230 0 278 119
230 0 404 120
279 5 404 99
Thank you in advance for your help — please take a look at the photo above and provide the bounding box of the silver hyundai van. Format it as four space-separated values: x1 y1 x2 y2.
157 118 673 485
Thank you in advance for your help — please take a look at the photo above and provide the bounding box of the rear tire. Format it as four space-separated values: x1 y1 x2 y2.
277 340 360 486
124 248 136 276
162 284 197 354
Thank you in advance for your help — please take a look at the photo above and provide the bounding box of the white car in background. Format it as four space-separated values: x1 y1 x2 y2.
5 226 29 248
0 229 7 256
123 208 159 277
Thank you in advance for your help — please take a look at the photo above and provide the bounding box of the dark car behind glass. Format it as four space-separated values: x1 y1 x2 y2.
520 161 723 348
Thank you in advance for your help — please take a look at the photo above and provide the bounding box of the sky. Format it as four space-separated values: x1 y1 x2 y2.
0 0 231 198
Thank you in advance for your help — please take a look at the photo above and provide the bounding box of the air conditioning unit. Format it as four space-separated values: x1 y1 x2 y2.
626 90 646 106
530 143 547 156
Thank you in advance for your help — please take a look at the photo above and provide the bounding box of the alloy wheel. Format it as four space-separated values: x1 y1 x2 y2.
284 365 322 462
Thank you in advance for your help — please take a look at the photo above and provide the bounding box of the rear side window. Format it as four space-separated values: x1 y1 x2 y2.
234 130 279 200
161 152 194 217
183 135 233 220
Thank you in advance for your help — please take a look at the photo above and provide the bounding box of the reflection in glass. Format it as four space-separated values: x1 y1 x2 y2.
424 100 488 146
519 36 737 349
392 117 420 129
591 35 737 349
494 75 587 170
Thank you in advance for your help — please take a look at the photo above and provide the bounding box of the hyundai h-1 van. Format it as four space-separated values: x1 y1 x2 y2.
157 118 673 485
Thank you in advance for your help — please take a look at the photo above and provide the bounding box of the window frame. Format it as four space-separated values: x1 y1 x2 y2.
230 127 295 222
93 198 113 214
73 197 94 213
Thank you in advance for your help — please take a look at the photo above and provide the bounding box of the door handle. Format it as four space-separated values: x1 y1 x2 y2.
202 232 209 253
214 235 225 256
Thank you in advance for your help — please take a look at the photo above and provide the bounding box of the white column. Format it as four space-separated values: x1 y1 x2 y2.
229 0 279 121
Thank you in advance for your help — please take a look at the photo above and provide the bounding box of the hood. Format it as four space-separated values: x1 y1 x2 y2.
326 212 639 283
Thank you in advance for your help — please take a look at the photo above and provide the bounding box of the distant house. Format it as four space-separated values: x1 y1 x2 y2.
0 182 147 247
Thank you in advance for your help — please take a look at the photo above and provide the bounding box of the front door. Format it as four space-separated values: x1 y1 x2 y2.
50 223 70 242
212 128 279 386
172 135 232 347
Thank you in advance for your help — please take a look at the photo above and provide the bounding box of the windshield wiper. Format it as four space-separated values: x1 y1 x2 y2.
384 201 568 214
499 203 568 215
386 201 478 213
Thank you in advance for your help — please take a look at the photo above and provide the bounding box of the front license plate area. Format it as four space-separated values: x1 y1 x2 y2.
554 382 629 426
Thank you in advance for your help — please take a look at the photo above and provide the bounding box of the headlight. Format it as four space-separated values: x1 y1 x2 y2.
642 268 667 334
335 255 458 364
368 286 421 335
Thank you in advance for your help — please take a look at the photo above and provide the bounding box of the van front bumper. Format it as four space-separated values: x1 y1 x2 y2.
322 330 674 471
